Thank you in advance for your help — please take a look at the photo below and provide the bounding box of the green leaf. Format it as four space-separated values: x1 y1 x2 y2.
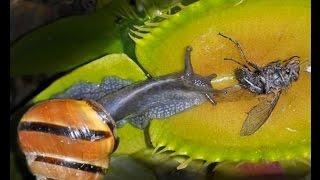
11 5 123 76
10 153 22 180
32 53 146 100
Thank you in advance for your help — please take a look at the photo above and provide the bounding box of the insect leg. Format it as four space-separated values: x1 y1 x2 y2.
276 68 287 86
205 93 217 106
243 77 264 93
218 32 248 61
246 61 261 72
224 58 250 69
184 46 194 76
218 33 261 71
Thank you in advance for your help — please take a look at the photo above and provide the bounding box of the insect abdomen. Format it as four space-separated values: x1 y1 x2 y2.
17 99 115 180
235 68 264 94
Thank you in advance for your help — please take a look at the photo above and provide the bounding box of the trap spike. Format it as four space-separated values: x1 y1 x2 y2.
174 3 186 10
235 161 247 168
127 5 141 20
290 160 297 167
177 157 193 170
114 12 129 20
214 161 233 170
234 0 244 6
297 158 310 167
144 22 160 27
129 29 146 38
128 33 140 43
158 13 171 18
212 165 219 172
133 25 152 32
120 6 134 19
203 161 212 167
152 146 163 155
155 146 170 155
169 152 178 157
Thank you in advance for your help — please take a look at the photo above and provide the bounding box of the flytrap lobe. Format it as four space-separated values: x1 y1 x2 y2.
133 0 310 170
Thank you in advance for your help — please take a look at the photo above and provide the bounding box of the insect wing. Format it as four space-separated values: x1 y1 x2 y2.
240 91 281 136
214 85 256 103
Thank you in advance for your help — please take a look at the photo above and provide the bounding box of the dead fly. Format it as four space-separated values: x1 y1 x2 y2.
218 33 301 136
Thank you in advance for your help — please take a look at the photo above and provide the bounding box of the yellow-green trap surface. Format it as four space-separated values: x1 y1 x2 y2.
134 0 310 162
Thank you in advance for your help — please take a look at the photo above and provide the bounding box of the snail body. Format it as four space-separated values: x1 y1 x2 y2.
58 46 217 128
18 99 116 180
101 70 216 128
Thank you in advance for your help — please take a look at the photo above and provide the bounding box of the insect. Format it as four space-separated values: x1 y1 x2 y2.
218 32 301 136
55 46 218 129
17 99 116 179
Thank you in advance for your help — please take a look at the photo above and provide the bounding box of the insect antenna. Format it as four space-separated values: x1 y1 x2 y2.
224 58 250 69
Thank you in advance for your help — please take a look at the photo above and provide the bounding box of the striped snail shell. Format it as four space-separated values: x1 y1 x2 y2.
17 99 116 180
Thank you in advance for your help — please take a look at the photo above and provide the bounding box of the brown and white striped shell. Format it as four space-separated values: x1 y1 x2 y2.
17 99 116 180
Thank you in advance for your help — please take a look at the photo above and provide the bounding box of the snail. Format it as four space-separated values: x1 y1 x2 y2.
17 46 220 179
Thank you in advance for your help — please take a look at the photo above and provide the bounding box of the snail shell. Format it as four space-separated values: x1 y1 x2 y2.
17 99 116 180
